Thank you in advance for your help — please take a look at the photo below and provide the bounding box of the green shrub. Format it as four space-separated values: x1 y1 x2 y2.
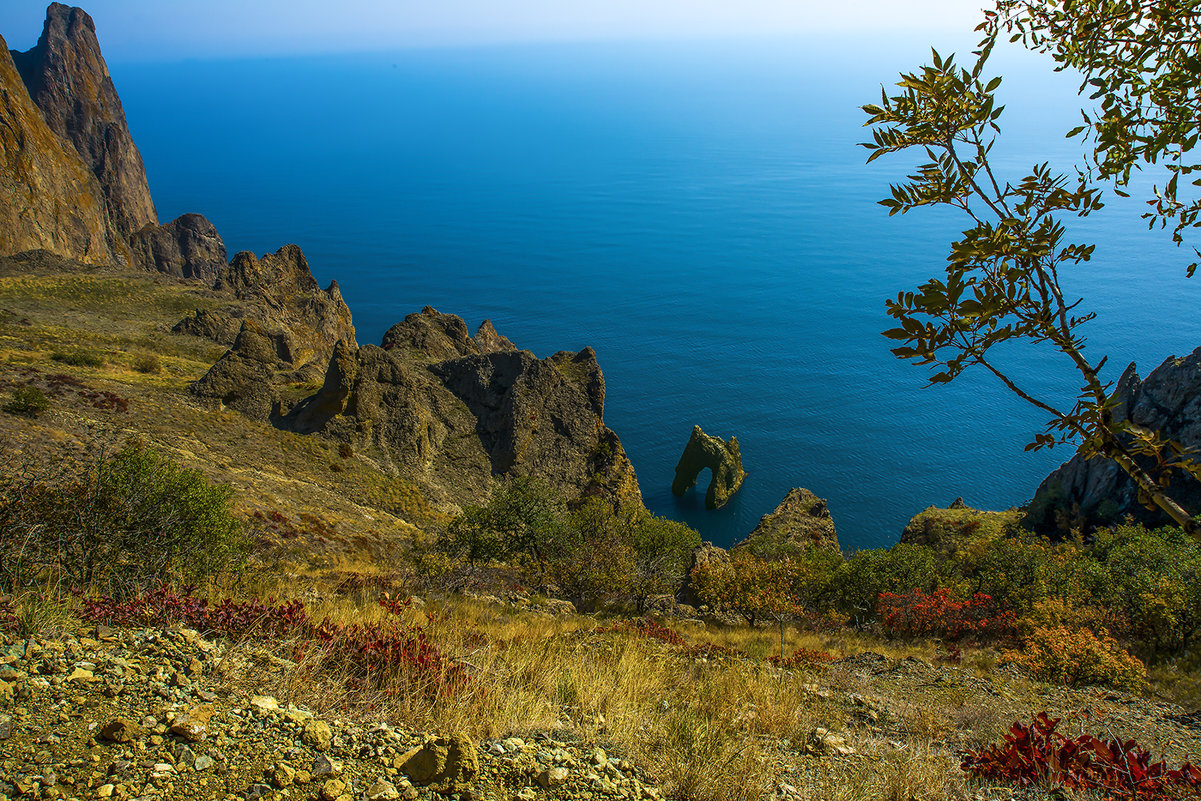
132 353 161 374
4 386 49 418
50 350 104 367
0 443 249 597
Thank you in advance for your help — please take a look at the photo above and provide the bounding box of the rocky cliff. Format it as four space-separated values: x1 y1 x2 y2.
1025 348 1201 533
0 31 120 265
215 245 356 373
11 3 156 243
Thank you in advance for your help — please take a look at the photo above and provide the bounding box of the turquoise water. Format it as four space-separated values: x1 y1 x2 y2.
113 37 1201 550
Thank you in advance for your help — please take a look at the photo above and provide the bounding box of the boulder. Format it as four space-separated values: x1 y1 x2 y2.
671 425 746 509
741 487 840 556
129 213 226 281
1025 349 1201 534
0 32 120 264
397 733 477 789
11 4 157 241
172 308 240 344
189 320 286 420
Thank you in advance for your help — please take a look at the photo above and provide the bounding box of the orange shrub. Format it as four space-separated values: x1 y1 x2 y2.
1003 624 1145 691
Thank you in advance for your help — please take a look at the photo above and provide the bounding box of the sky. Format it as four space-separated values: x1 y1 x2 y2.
1 0 986 61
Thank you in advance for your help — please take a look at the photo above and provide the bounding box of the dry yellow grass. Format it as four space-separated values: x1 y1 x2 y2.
200 587 1009 801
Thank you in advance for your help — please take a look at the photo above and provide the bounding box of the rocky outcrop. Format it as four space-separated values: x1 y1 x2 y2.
172 308 241 344
741 488 840 557
474 319 516 354
212 245 356 374
190 320 290 421
671 425 746 510
11 4 157 243
129 213 226 281
279 308 640 508
1025 348 1201 534
0 32 119 265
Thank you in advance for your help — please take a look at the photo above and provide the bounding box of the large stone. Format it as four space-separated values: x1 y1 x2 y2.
1025 348 1201 534
169 704 213 742
172 308 240 344
398 732 478 788
741 488 840 557
11 4 157 242
671 425 746 509
189 320 286 419
129 213 226 282
97 717 141 743
0 32 120 265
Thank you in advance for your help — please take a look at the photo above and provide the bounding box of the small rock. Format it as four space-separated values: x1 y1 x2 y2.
272 763 296 788
170 704 213 742
96 784 114 798
537 767 570 788
250 695 280 714
193 755 214 771
302 719 333 751
98 718 142 743
320 778 346 801
311 753 338 777
245 783 273 800
66 666 95 682
364 777 400 800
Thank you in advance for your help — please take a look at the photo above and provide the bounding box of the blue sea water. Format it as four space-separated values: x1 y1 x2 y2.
111 36 1201 551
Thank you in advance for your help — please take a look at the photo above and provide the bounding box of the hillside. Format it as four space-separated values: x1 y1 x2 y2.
2 4 1201 801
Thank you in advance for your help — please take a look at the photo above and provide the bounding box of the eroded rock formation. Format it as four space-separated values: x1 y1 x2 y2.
196 307 639 508
741 488 840 556
214 245 357 374
0 32 119 264
1025 348 1201 533
129 213 226 281
671 425 746 510
11 4 156 243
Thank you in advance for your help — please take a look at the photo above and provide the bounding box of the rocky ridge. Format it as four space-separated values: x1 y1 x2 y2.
270 307 640 508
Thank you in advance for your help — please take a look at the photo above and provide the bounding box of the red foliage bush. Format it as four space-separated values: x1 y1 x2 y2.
767 647 837 670
962 712 1201 799
877 588 1016 641
306 596 470 695
593 616 686 646
80 585 470 699
79 582 305 637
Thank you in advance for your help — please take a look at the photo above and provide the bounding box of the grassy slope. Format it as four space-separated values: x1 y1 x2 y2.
1 257 1199 801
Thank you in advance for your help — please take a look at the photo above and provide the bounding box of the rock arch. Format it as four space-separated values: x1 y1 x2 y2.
671 425 746 509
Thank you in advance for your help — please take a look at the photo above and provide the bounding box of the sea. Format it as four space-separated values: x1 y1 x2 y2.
108 34 1201 551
